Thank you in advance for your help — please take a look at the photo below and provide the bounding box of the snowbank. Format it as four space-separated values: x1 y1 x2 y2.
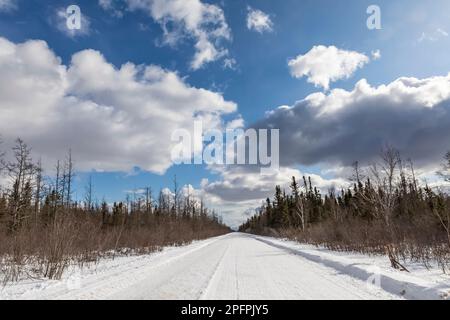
252 235 450 300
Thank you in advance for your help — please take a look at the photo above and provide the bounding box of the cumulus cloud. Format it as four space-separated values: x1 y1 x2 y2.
288 45 370 90
246 7 273 34
101 0 232 70
0 0 16 12
0 37 237 173
256 74 450 169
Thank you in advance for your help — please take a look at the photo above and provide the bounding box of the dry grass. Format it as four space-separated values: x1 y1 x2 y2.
276 217 450 272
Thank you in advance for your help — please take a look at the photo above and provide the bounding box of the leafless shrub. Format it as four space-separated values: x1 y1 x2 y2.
0 138 230 284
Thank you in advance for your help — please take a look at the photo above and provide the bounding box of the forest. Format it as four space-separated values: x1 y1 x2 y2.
239 146 450 272
0 138 230 283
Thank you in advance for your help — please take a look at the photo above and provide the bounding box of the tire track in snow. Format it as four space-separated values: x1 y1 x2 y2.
199 242 230 300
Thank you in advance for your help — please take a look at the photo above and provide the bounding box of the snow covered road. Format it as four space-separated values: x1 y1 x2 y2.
197 233 397 300
110 232 396 300
2 233 403 300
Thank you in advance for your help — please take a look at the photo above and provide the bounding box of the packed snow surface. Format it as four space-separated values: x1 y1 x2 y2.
1 233 449 300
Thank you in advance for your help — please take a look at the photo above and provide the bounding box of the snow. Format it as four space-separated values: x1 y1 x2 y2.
254 235 450 300
1 233 449 300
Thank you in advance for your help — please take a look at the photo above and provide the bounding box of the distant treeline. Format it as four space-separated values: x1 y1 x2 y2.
239 147 450 272
0 138 230 282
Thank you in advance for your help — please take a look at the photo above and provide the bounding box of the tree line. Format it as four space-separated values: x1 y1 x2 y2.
0 138 229 282
239 146 450 272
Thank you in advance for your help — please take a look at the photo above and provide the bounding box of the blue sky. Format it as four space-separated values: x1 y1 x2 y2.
1 0 450 226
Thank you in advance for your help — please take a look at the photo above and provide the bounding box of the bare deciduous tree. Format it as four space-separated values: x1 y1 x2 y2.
64 150 74 208
0 137 5 173
5 139 36 231
84 175 93 212
34 159 43 224
438 152 450 182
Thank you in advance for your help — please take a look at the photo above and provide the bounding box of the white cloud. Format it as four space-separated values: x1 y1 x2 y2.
437 28 449 37
104 0 232 70
223 57 237 70
418 28 449 42
246 7 273 34
0 37 237 173
99 0 124 17
288 45 370 90
0 0 16 12
99 0 114 11
54 7 91 38
99 0 112 9
371 49 381 60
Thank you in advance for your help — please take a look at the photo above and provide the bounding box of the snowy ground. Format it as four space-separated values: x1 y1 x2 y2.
1 233 449 300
